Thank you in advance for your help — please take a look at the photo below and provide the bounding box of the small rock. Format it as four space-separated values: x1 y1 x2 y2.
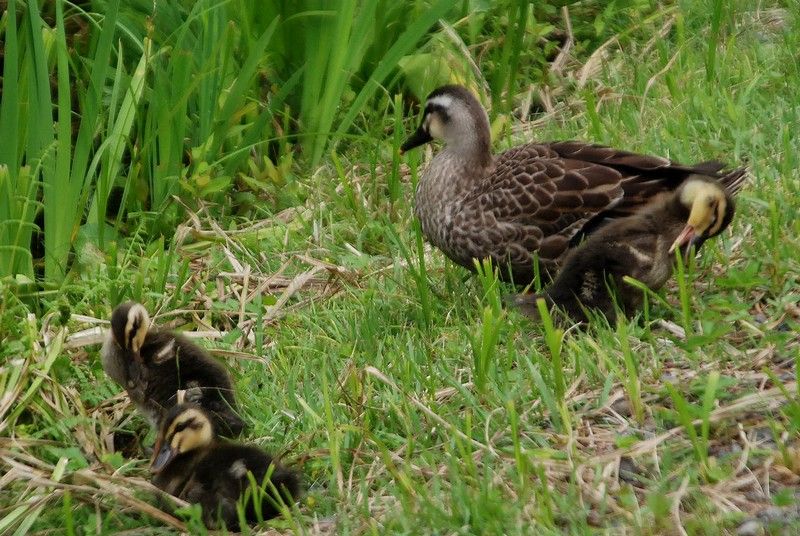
736 519 763 536
758 506 788 522
610 398 632 417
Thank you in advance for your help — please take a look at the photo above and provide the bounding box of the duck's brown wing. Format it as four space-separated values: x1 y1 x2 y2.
545 141 748 241
547 141 748 207
455 143 627 278
453 141 746 284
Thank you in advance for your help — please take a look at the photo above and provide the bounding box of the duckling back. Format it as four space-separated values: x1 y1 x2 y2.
138 330 246 437
185 443 300 530
102 302 245 436
150 403 299 530
511 179 735 324
532 214 678 323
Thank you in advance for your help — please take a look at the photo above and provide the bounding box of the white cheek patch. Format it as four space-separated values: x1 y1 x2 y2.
429 116 444 139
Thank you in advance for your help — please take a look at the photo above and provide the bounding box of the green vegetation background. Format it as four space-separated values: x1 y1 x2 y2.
1 0 799 533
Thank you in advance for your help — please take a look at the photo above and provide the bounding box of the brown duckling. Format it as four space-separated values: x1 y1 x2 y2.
401 84 747 285
101 301 245 437
509 176 736 324
150 402 300 530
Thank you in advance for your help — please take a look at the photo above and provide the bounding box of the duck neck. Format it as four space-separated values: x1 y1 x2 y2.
446 127 493 168
414 143 493 254
418 139 493 201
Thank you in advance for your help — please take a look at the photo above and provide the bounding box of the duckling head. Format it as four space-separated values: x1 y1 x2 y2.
669 177 735 256
400 85 491 162
150 403 214 473
110 301 150 357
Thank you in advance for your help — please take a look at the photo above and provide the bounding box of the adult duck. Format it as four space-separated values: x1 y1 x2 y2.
400 84 747 284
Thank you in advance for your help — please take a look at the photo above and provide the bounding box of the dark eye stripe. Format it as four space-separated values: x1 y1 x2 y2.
174 418 196 434
127 317 140 348
424 103 450 121
708 203 725 236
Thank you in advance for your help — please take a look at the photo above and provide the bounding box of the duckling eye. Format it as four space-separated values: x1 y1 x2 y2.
705 198 718 222
173 418 196 433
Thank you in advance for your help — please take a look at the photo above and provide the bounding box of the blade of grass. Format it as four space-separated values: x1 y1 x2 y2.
90 37 151 247
536 297 565 404
617 320 644 424
705 0 725 81
673 250 694 338
331 0 453 156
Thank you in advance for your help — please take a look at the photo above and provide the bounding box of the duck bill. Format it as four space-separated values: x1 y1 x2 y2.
149 438 174 474
400 124 432 155
669 225 697 262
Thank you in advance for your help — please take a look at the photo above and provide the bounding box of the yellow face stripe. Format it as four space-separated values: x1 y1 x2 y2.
707 197 727 236
682 180 727 237
124 303 149 352
164 407 213 451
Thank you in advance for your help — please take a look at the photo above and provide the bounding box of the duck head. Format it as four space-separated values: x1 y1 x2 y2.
669 177 736 257
109 301 150 360
400 85 492 164
150 403 214 473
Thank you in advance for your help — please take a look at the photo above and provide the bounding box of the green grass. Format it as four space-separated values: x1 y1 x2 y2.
2 0 800 534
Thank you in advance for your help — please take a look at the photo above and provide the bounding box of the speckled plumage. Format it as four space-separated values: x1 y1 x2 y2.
402 85 748 284
510 176 737 324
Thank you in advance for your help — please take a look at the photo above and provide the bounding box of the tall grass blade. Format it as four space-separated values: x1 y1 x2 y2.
673 250 694 338
24 0 58 279
536 298 565 403
211 16 279 159
306 2 377 165
665 383 705 467
0 0 30 278
332 0 453 158
705 0 725 81
89 37 150 247
617 320 644 424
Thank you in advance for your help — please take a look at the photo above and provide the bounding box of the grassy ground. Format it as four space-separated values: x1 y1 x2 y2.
2 1 800 534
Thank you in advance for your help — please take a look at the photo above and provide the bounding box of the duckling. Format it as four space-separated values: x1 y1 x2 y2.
150 402 300 530
509 176 736 324
400 84 747 284
101 302 245 437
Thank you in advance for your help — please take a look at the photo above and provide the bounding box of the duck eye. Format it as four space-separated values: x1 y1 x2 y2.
707 199 718 221
425 103 450 123
174 418 196 433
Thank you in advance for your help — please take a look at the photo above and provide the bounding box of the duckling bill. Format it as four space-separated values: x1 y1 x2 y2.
150 403 300 530
510 176 736 324
401 84 747 285
101 302 245 437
